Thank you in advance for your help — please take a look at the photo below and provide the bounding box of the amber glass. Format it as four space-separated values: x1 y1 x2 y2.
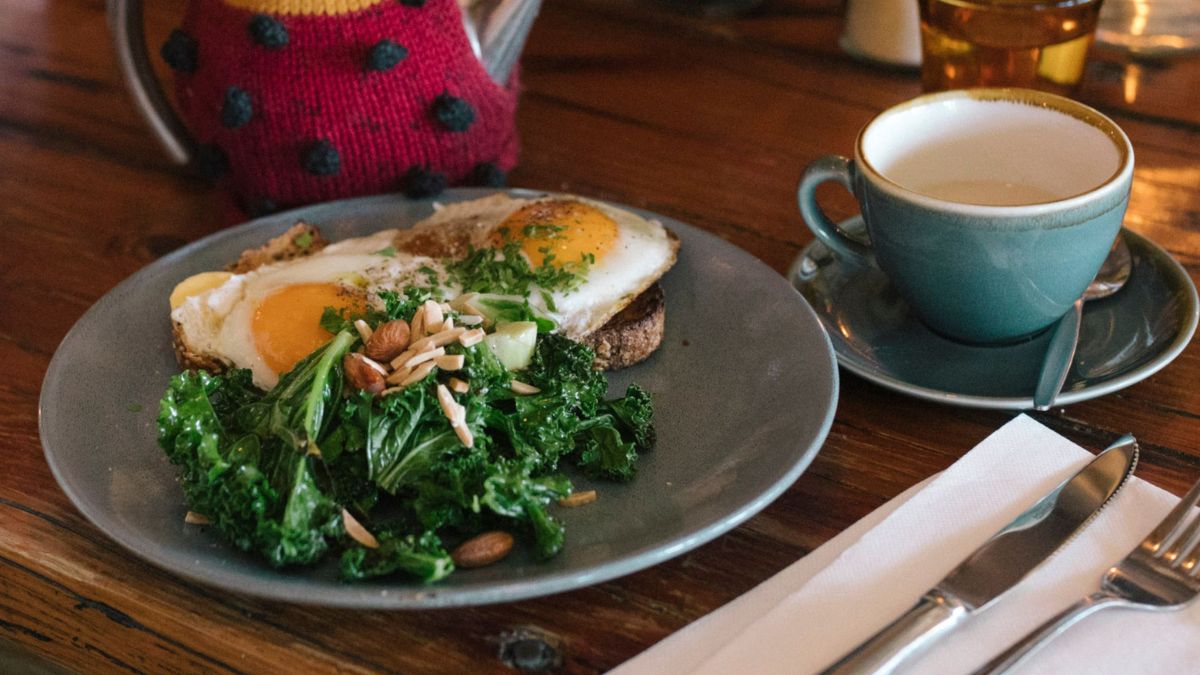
919 0 1104 95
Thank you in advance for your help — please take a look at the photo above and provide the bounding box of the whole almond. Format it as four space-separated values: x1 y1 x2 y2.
344 353 386 395
452 531 514 568
364 319 411 362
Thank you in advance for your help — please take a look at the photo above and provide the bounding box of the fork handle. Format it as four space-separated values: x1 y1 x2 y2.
820 589 969 675
973 591 1121 674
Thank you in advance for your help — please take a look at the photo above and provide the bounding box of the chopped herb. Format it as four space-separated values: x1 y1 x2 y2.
374 246 397 257
294 231 314 249
445 238 591 299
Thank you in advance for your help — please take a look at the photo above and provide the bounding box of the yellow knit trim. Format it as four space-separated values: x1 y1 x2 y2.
222 0 387 16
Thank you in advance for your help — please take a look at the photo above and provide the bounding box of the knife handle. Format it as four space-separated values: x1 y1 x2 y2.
820 589 969 675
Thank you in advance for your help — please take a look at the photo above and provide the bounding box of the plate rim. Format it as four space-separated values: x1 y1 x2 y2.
39 188 839 608
789 219 1198 411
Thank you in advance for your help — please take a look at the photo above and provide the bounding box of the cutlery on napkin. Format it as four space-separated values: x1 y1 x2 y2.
614 416 1200 674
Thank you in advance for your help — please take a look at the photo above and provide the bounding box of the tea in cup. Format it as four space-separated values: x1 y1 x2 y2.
798 88 1133 344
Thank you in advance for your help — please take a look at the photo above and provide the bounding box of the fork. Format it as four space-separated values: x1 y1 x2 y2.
976 475 1200 674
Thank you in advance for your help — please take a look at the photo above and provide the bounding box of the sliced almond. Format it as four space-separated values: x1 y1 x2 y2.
404 346 445 370
423 299 444 328
459 328 486 347
558 490 598 508
344 353 386 395
381 385 405 397
441 317 454 332
453 423 475 448
458 314 484 326
410 305 426 338
184 511 210 525
439 302 453 313
385 364 411 384
448 377 470 394
342 508 379 549
400 360 437 386
436 384 459 422
409 327 466 353
452 531 513 568
364 319 411 363
435 354 465 371
510 380 541 395
353 319 374 343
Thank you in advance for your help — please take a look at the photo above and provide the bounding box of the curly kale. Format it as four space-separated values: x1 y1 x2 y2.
157 323 656 581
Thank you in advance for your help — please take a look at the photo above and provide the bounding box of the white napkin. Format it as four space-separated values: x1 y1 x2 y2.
615 415 1200 674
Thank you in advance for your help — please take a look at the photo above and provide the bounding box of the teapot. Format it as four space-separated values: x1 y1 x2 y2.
108 0 542 215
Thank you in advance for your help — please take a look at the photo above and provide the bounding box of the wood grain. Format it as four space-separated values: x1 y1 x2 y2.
2 0 1198 672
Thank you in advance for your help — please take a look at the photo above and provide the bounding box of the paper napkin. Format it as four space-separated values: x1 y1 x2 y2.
615 415 1200 674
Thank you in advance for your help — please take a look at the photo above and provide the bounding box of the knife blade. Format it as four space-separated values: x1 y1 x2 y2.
821 434 1138 675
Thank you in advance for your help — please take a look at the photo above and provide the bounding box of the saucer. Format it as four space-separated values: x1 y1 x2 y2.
790 218 1199 410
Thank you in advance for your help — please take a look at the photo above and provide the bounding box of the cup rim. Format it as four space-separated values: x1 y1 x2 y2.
854 88 1134 216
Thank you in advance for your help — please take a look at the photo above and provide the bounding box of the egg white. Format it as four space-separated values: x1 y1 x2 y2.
173 250 444 389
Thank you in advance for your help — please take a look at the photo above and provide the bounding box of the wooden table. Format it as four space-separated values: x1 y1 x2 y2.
3 0 1199 672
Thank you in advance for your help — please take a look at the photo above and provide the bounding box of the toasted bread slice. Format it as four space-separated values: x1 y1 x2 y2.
174 220 670 374
225 222 327 274
582 283 665 371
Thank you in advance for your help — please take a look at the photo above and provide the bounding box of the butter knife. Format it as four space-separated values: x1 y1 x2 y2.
821 434 1138 675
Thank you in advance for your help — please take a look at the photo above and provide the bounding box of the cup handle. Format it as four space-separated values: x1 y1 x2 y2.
107 0 194 164
798 155 873 263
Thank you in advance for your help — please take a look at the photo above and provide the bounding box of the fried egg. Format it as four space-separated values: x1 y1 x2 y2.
171 194 678 389
172 250 443 388
396 194 679 338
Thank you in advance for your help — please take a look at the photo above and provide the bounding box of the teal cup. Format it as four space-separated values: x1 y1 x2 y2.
798 88 1134 344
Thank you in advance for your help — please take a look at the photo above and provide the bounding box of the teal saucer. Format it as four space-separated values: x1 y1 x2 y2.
790 219 1198 410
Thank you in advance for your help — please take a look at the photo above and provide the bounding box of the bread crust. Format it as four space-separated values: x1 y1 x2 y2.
172 319 229 375
225 222 327 274
583 284 666 371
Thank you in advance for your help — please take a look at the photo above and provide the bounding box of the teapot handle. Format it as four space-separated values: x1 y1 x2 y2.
107 0 193 164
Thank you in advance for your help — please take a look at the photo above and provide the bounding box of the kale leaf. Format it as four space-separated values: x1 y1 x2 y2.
340 531 453 582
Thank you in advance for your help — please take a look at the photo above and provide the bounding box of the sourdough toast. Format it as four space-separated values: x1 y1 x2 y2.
174 221 668 373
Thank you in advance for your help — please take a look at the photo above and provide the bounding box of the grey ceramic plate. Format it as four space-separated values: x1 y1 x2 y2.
790 217 1197 410
40 189 838 608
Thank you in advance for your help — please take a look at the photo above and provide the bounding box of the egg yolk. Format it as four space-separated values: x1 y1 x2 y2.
252 283 365 375
496 200 618 267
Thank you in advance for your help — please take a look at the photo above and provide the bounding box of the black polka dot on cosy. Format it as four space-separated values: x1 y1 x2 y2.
301 140 341 176
469 162 507 187
221 87 253 129
402 166 446 198
248 198 279 217
399 0 427 6
366 39 408 72
433 93 476 132
195 143 228 179
160 29 198 74
248 14 289 49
